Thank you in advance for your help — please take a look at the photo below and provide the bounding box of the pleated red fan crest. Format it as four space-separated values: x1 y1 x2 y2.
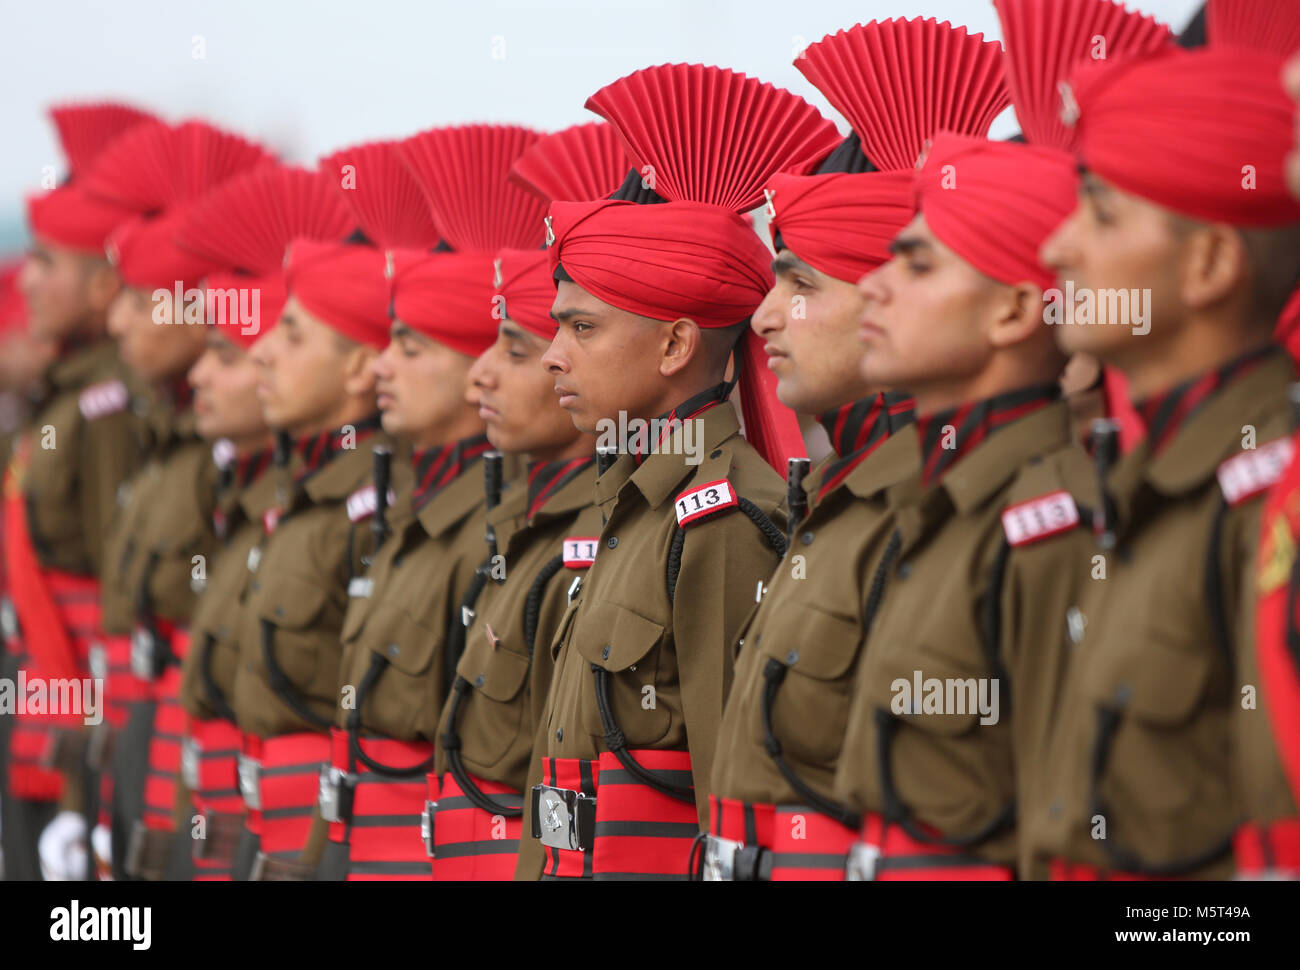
508 121 631 204
399 124 548 252
796 18 1011 172
1208 0 1300 56
82 118 272 214
995 0 1174 152
583 63 842 212
176 164 357 274
318 141 441 252
48 102 157 177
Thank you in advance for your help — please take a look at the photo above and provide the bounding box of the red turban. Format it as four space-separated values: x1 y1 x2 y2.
283 239 390 349
494 248 554 340
106 209 216 292
202 270 285 349
915 133 1079 290
1069 45 1300 227
766 171 915 284
26 184 136 254
391 252 498 358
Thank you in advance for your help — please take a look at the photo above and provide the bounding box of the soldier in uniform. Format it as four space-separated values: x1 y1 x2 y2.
169 163 355 881
232 140 428 881
3 103 154 880
706 16 1012 881
1030 8 1300 879
309 127 543 881
424 122 623 879
521 63 842 880
77 119 270 880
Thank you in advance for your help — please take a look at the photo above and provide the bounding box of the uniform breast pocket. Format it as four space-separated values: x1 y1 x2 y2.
1081 628 1216 817
453 625 532 767
257 573 333 695
362 602 442 737
572 601 669 747
754 602 864 767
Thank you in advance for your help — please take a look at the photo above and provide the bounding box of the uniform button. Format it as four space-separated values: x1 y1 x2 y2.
274 605 284 617
800 532 814 546
710 450 722 459
785 650 798 665
387 643 399 658
1049 799 1063 819
601 645 610 660
250 581 260 592
897 561 911 579
607 536 619 549
556 727 563 741
1066 607 1086 644
474 674 485 688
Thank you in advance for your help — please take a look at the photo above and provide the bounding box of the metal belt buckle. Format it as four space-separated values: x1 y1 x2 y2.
248 850 268 882
845 842 882 882
531 784 595 851
129 625 156 680
702 835 744 881
1 595 19 641
180 736 201 791
237 754 261 811
317 765 355 824
421 799 437 858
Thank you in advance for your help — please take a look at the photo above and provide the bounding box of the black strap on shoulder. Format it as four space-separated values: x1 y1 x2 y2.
590 663 695 803
445 551 501 697
875 707 1016 847
979 538 1014 714
259 617 333 730
135 550 178 678
666 497 787 607
345 652 435 777
1087 701 1233 875
198 633 237 723
523 553 566 659
1204 495 1235 673
439 676 523 817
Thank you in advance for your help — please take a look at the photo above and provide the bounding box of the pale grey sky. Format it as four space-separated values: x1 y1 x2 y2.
0 0 1203 250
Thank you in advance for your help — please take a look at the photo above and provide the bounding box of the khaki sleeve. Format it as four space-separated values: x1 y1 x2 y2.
673 508 783 828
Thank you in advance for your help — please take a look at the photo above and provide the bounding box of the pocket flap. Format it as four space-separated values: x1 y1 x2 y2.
755 602 862 680
257 572 330 630
572 600 665 673
459 626 531 703
1082 629 1215 725
363 601 439 678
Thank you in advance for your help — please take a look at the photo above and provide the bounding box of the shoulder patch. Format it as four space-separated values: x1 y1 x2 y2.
262 508 280 535
78 379 130 421
562 536 599 569
1218 437 1294 507
345 485 397 522
1001 490 1080 547
674 478 739 528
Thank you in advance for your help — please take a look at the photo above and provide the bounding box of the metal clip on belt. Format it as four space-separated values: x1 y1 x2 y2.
531 784 597 852
702 834 771 881
421 799 437 858
317 765 356 824
129 624 172 681
180 736 201 791
845 842 882 881
237 754 262 811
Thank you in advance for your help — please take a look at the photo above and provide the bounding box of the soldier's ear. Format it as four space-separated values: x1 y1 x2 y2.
84 260 122 314
987 281 1044 351
1180 223 1248 314
659 316 700 379
341 344 379 396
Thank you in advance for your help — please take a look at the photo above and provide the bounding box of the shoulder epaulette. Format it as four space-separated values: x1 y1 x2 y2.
78 379 130 421
1218 437 1294 507
1001 489 1080 546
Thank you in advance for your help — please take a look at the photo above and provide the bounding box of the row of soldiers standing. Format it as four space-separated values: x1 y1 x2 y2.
2 0 1300 882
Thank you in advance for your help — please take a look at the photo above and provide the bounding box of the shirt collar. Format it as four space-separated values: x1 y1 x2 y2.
294 412 384 484
411 432 493 512
915 382 1060 488
811 392 914 503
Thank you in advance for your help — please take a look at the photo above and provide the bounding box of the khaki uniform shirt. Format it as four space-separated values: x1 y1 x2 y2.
232 438 387 739
20 339 146 576
711 428 919 807
833 401 1097 872
534 402 787 832
1023 352 1295 878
